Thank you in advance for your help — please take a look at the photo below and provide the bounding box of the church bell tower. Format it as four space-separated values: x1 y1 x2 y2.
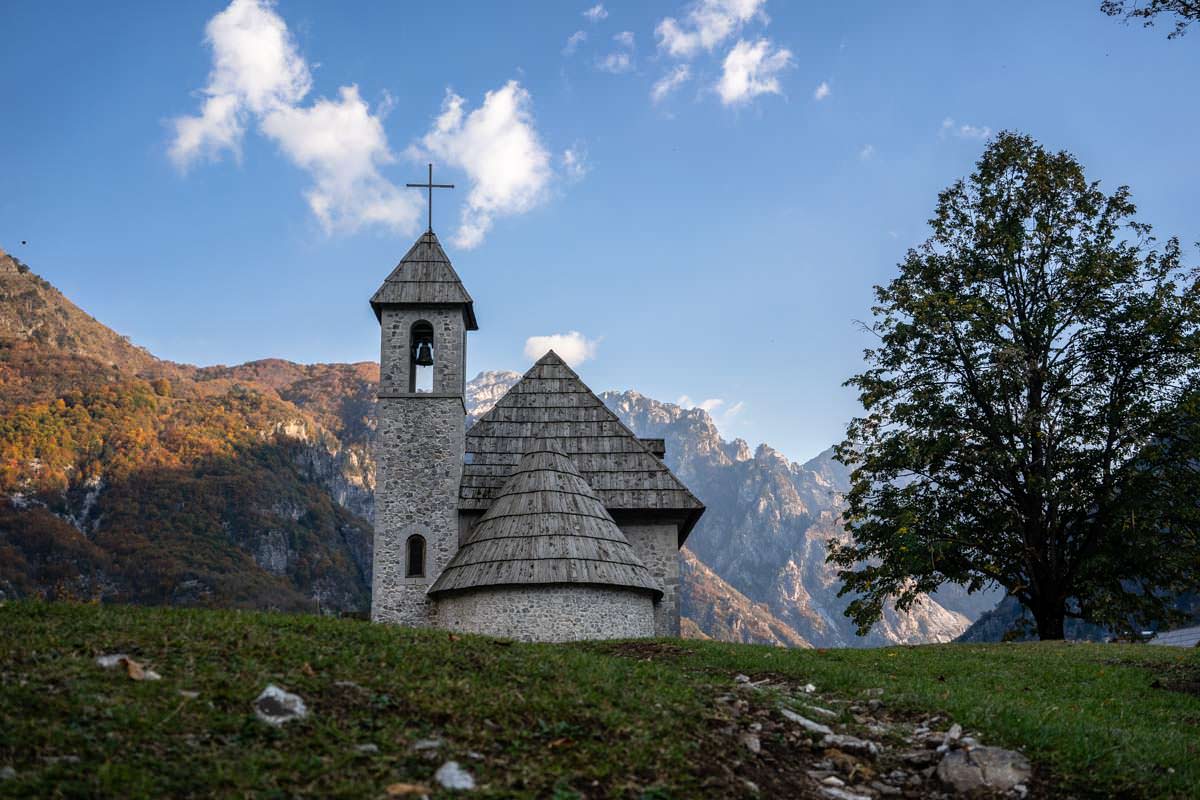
369 205 477 625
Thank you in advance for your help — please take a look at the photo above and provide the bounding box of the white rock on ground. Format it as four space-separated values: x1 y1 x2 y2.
937 746 1032 793
435 761 476 790
779 708 833 736
95 654 128 669
252 684 308 727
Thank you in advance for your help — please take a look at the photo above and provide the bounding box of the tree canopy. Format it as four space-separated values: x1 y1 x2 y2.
832 132 1200 640
1101 0 1199 38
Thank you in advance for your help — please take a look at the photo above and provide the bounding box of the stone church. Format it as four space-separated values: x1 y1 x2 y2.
369 228 705 642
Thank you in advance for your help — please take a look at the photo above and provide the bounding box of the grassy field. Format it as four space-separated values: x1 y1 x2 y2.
0 602 1197 798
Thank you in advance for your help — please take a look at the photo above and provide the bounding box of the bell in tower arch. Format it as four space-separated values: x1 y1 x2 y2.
414 340 434 367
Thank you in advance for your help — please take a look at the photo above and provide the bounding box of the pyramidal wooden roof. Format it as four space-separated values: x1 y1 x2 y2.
370 231 478 329
430 437 661 598
461 351 705 543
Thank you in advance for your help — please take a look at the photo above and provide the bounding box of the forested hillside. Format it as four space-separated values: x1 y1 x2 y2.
0 248 998 645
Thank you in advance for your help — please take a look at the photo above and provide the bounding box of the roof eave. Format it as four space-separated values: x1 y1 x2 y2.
370 298 479 330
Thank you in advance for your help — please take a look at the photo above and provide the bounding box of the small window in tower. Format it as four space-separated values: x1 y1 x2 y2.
406 534 426 578
409 321 434 393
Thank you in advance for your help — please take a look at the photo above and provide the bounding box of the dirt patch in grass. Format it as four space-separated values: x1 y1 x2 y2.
1151 665 1200 697
1104 658 1200 697
591 641 690 661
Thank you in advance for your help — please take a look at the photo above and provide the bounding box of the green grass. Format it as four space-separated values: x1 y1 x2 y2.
0 602 1197 799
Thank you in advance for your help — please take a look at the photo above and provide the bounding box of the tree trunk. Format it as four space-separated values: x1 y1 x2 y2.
1032 599 1066 640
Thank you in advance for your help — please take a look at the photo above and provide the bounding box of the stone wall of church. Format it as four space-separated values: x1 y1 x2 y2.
379 307 467 395
371 395 464 626
435 585 655 642
620 523 681 637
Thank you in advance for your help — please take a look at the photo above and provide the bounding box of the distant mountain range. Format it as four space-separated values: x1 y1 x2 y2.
0 246 1001 645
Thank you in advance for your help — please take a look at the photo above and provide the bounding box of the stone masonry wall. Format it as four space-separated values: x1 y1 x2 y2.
436 585 655 642
371 395 464 626
621 523 681 637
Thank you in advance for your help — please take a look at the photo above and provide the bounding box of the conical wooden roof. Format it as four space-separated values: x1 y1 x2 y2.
370 231 478 328
460 351 705 542
430 437 661 598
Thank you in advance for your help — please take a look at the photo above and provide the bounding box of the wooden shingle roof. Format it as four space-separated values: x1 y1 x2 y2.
460 351 705 543
370 231 478 329
430 437 661 598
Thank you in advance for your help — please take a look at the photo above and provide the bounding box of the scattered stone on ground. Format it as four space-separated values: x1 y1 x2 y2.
434 761 476 791
740 732 762 754
411 738 443 752
712 672 1037 799
0 766 15 781
252 684 308 726
95 654 160 681
779 707 834 736
179 690 199 699
938 746 1032 794
355 743 379 754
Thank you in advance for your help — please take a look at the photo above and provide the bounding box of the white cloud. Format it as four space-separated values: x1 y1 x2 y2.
656 0 767 59
561 145 589 182
940 117 993 140
651 64 692 103
596 51 633 73
524 332 600 366
563 30 587 55
597 32 636 73
715 38 792 105
583 3 608 22
859 143 875 160
412 81 554 249
169 0 310 167
261 85 421 233
813 80 831 101
677 396 726 413
677 395 747 433
170 0 419 234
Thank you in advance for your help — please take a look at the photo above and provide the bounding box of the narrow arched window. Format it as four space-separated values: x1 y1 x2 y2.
406 534 426 578
409 321 434 393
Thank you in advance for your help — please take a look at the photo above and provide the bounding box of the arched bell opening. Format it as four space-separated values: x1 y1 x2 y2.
409 321 434 393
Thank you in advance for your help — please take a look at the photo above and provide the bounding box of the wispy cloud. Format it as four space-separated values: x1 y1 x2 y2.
651 64 692 103
169 0 420 234
597 31 636 73
859 143 875 160
562 145 589 181
813 80 831 101
563 30 587 55
677 395 747 433
940 117 993 140
410 82 554 249
656 0 767 58
597 51 633 73
715 38 793 105
525 332 601 366
582 3 608 22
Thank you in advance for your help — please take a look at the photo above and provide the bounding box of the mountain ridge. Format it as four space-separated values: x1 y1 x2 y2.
0 249 997 645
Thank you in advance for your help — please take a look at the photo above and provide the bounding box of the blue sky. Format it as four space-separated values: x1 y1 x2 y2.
2 1 1197 463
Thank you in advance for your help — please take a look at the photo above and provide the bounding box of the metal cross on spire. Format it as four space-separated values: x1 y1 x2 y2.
407 163 454 233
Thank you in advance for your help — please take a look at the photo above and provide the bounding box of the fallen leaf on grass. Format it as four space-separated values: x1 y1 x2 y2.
548 737 574 749
300 662 316 677
386 782 432 796
123 658 161 681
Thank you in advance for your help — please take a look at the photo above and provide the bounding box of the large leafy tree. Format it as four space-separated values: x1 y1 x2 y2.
1101 1 1199 38
832 132 1200 640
